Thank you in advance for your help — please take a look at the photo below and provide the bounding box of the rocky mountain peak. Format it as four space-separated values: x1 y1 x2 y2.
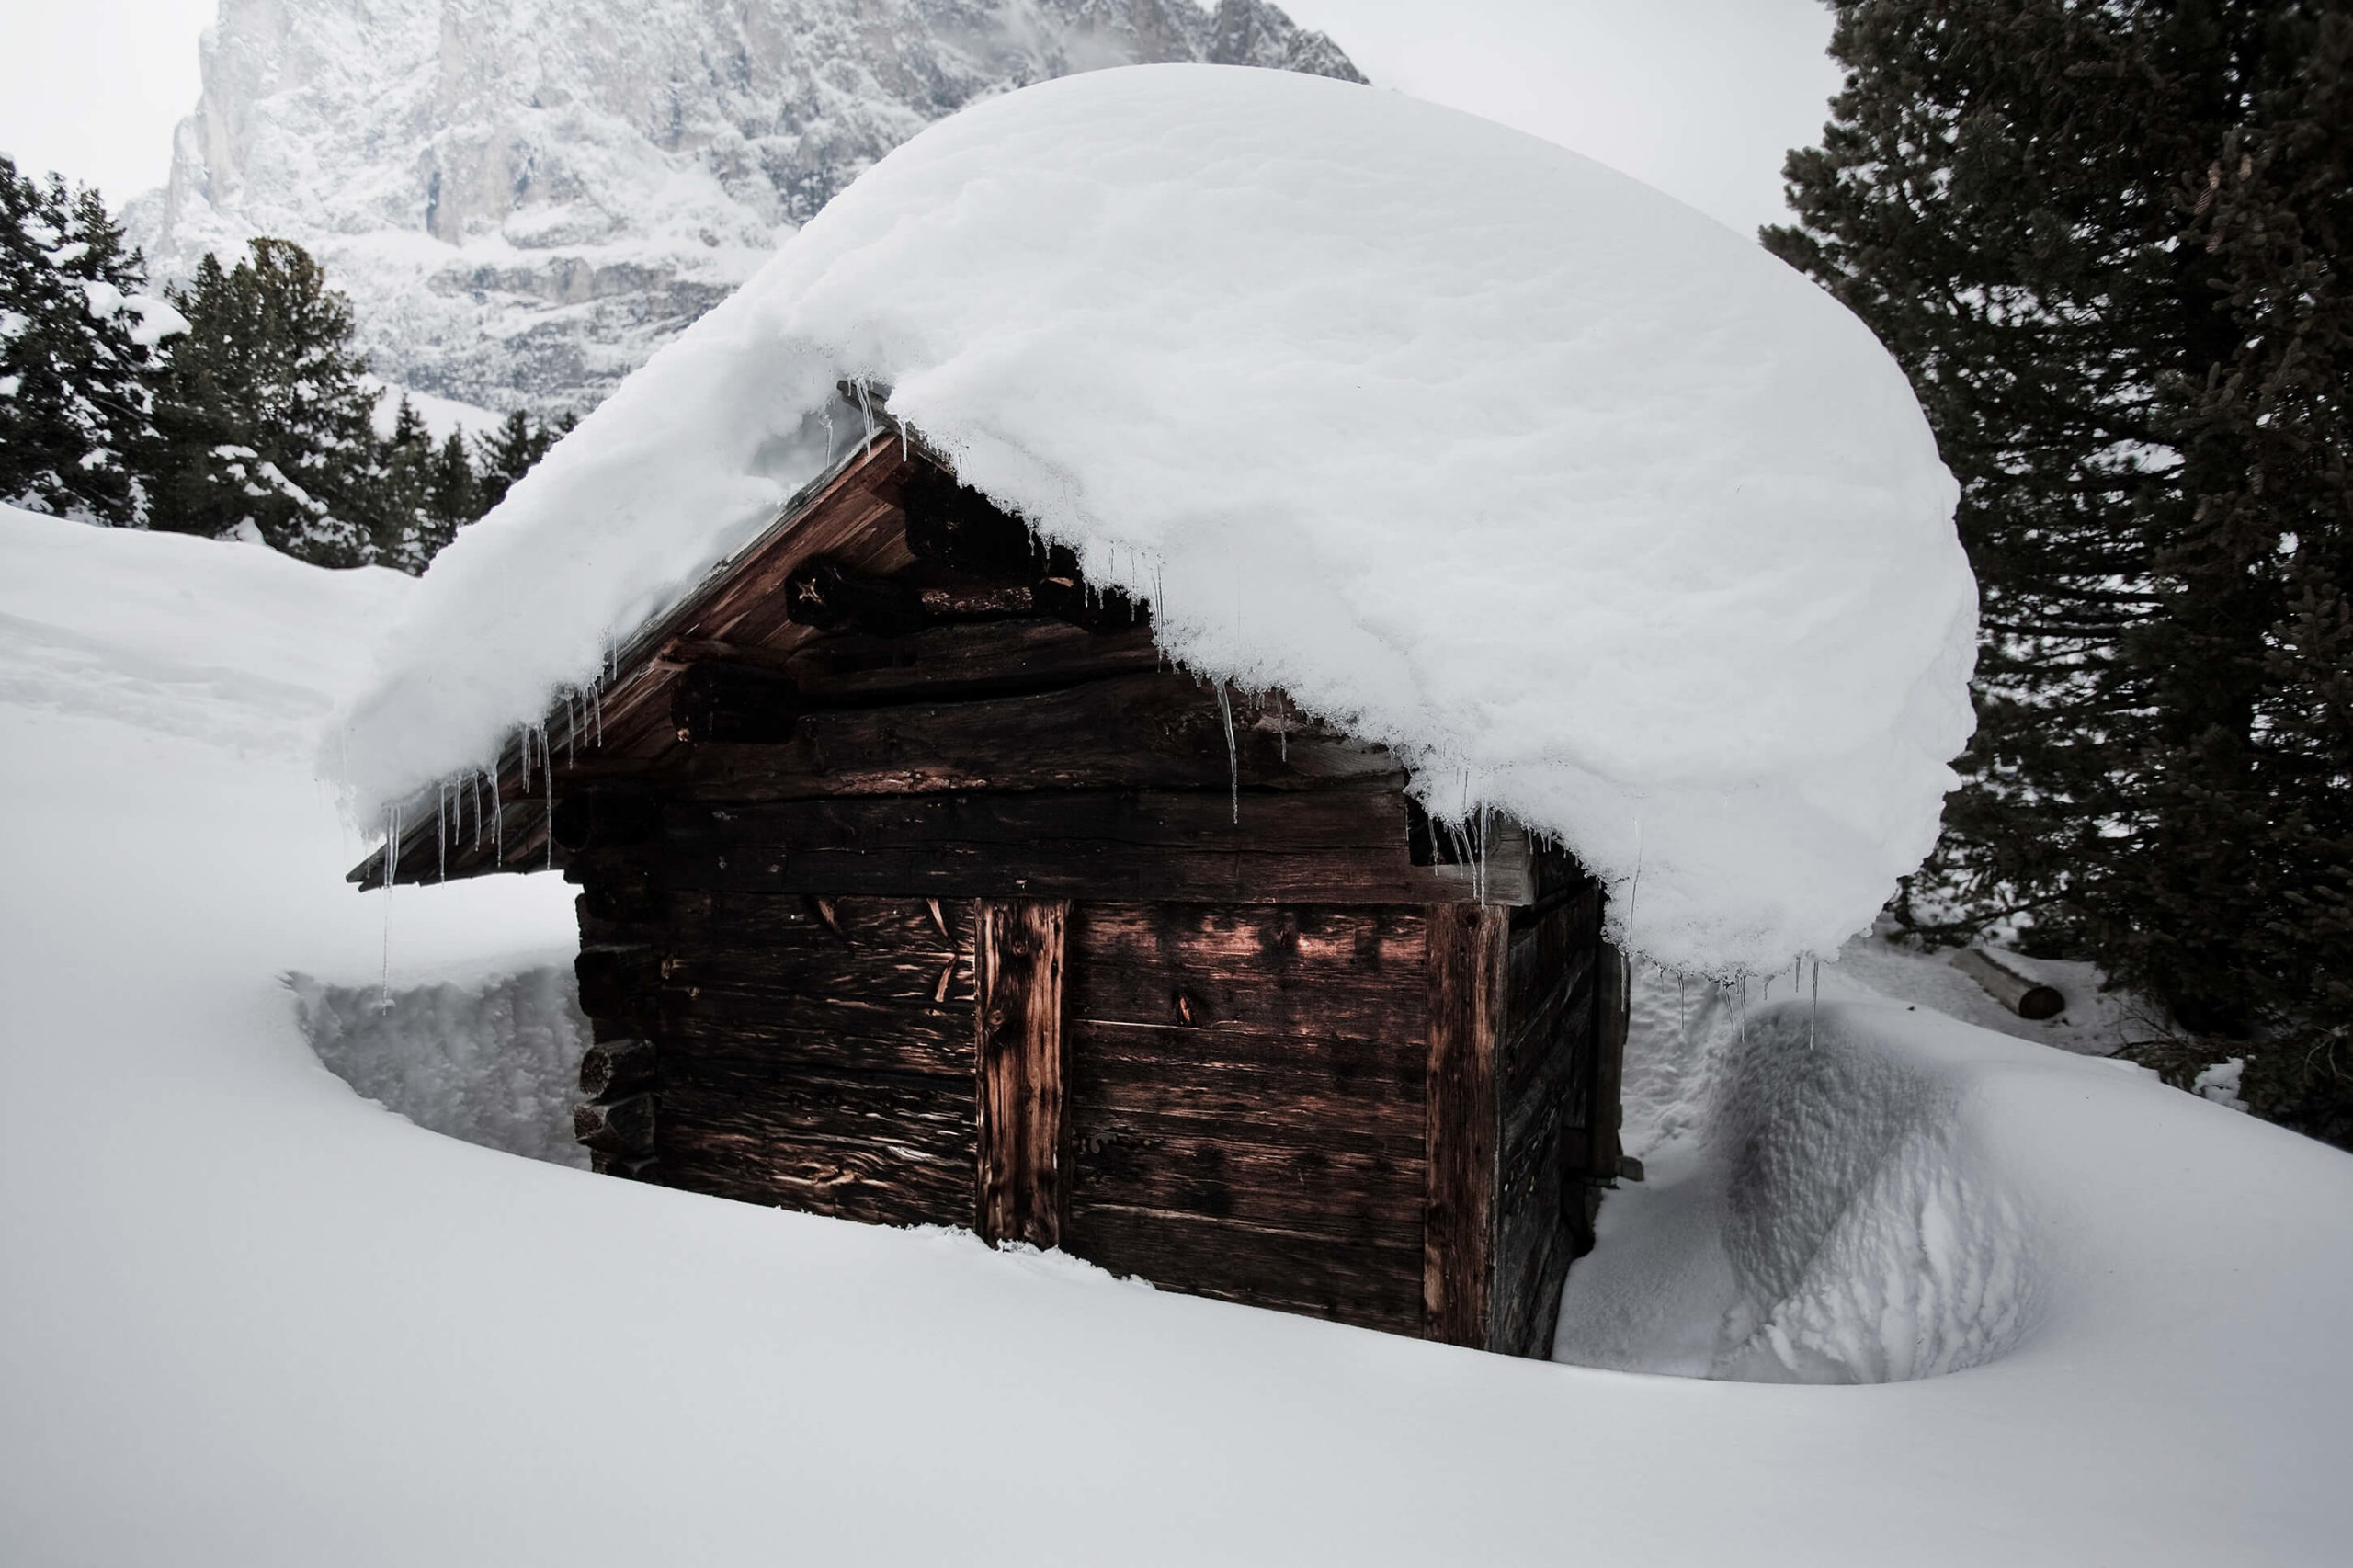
133 0 1361 420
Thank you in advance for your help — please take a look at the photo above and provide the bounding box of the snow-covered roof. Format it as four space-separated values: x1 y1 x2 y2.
336 63 1975 977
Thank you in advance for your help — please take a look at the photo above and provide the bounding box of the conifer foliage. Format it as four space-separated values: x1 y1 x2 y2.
148 240 385 566
473 408 573 515
0 156 180 524
371 398 488 574
2 167 578 576
1770 1 2350 1141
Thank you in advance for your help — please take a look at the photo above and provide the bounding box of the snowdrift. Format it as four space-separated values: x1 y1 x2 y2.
290 962 590 1170
7 504 2350 1566
337 64 1976 977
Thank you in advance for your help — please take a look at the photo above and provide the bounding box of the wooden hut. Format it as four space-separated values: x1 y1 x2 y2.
356 403 1630 1358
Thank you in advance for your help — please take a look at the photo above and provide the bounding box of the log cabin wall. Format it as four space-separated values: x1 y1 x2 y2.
1062 902 1432 1336
408 437 1625 1356
1492 858 1609 1357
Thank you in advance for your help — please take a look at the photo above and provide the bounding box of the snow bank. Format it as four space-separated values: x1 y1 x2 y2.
1554 976 2042 1383
0 503 409 753
290 960 591 1170
337 64 1975 976
1554 949 2327 1399
8 513 2350 1566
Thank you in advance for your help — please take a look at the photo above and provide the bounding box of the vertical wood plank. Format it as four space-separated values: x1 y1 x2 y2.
1423 902 1508 1348
975 898 1069 1248
1586 940 1631 1181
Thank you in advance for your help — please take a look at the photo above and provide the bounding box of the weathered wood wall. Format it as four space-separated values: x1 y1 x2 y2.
1492 860 1607 1358
579 892 980 1225
1063 903 1431 1335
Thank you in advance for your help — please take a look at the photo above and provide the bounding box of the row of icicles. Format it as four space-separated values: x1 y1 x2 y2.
379 648 620 890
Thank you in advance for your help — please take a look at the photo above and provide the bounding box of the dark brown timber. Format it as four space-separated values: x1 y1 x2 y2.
975 899 1068 1248
1424 902 1508 1348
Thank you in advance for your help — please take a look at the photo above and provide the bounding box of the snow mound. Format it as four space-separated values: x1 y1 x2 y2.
1705 1003 2039 1381
0 504 409 754
1554 979 2043 1384
1557 939 2302 1392
338 64 1975 976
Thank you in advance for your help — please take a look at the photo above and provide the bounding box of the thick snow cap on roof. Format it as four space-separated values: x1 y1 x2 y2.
336 64 1974 978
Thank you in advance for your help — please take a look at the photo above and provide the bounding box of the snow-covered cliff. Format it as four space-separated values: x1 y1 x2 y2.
134 0 1359 418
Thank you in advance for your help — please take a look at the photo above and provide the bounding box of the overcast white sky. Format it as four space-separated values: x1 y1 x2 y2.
0 0 1839 239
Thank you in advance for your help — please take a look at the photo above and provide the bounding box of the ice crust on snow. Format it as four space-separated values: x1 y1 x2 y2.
338 65 1976 976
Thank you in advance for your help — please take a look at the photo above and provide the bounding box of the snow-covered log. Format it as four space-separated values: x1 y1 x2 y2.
1951 947 2066 1021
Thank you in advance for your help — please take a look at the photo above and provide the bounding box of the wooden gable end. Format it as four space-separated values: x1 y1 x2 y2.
358 431 1530 907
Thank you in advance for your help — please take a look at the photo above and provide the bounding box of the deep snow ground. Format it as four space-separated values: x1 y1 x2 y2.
4 510 2349 1565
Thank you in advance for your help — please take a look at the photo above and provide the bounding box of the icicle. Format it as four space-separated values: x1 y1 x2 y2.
1810 960 1821 1049
379 801 397 1013
437 782 447 883
1473 805 1488 905
545 729 557 871
1213 680 1239 824
1623 820 1644 965
472 767 483 849
492 766 504 861
1277 699 1288 763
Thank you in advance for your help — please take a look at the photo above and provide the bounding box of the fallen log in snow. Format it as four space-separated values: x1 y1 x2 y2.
1952 946 2065 1020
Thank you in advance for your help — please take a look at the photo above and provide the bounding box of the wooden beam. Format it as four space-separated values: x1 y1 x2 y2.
577 1036 656 1100
629 789 1531 906
574 1091 655 1157
975 898 1069 1249
779 618 1162 706
1423 902 1508 1348
670 670 1400 802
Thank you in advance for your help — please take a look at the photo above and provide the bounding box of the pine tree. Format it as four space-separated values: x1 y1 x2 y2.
0 158 177 524
472 406 572 514
2096 11 2352 1136
368 396 440 574
1768 1 2349 1141
149 238 380 565
426 428 479 539
1767 0 2248 944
